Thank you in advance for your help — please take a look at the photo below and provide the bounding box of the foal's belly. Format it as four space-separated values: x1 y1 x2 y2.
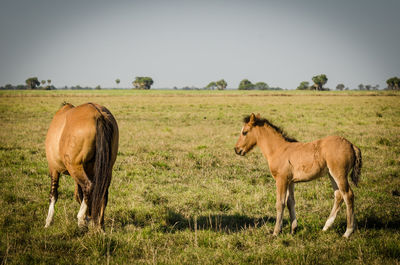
291 165 328 183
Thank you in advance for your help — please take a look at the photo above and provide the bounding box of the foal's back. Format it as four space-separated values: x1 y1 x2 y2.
286 135 355 183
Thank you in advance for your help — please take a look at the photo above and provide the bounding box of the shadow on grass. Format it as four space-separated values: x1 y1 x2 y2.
111 207 281 233
358 214 400 230
164 210 279 233
334 213 400 233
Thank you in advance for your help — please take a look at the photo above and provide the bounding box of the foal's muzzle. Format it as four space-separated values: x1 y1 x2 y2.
234 147 246 156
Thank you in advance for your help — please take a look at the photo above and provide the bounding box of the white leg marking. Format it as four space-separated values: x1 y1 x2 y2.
77 200 88 227
323 217 336 231
343 228 354 238
45 197 56 228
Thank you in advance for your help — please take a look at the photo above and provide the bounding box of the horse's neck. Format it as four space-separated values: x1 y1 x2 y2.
256 125 287 159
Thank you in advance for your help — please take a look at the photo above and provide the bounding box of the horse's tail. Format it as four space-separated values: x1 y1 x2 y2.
351 144 362 187
91 111 114 224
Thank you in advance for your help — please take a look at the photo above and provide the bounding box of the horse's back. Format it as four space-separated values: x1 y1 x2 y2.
45 103 75 173
46 103 107 172
60 104 100 166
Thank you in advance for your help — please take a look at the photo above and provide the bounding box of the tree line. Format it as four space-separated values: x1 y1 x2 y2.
1 77 56 90
296 74 399 91
1 75 399 90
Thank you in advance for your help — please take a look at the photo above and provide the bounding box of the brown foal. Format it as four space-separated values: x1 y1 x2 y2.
235 113 361 238
45 102 119 230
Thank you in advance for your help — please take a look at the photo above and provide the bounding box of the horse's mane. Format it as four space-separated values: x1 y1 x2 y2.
243 115 298 143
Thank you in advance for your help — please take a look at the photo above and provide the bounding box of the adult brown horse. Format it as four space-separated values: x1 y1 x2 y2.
44 102 119 230
235 113 361 238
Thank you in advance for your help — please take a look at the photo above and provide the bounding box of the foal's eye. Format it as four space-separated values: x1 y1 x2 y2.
242 131 248 136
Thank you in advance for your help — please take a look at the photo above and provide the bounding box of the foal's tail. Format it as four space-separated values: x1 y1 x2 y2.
91 109 114 224
351 144 362 187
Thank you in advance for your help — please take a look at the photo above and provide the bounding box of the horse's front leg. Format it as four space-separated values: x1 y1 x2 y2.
273 177 288 236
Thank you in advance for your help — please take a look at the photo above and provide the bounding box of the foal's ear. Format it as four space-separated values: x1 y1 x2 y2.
256 113 261 119
249 113 256 126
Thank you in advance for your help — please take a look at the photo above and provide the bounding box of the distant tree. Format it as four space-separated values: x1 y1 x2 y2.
238 79 254 90
336 83 345 91
95 85 101 90
4 84 13 90
358 84 364 90
206 81 216 90
25 77 40 89
47 79 51 85
254 82 269 90
215 79 227 90
311 74 328 90
41 80 46 86
372 84 380 90
115 78 120 87
297 81 310 90
365 84 371 90
386 77 400 90
132 77 153 89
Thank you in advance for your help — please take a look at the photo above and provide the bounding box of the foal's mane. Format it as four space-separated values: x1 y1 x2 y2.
243 115 298 143
61 101 74 108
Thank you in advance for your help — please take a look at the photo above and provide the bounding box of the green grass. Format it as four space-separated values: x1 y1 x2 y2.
1 90 399 264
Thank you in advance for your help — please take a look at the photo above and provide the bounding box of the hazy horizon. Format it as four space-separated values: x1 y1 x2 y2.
1 0 399 89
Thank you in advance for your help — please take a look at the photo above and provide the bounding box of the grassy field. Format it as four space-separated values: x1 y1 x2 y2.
0 90 399 264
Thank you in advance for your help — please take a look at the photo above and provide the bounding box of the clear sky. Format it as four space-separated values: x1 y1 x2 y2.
0 0 399 89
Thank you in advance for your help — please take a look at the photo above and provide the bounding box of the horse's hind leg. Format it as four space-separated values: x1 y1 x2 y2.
67 165 92 228
45 170 60 228
98 189 109 229
286 182 297 234
323 175 343 231
74 182 83 204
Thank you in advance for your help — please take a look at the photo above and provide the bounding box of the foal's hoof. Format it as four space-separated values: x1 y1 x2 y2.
78 217 89 228
342 228 354 238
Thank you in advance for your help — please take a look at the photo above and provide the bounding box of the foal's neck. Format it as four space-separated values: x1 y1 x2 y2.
256 125 288 159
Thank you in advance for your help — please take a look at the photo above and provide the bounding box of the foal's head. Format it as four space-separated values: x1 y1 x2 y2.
234 113 260 156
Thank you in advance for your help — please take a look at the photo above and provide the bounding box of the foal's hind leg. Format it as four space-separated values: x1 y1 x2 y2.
45 170 60 228
341 185 355 238
328 170 355 238
323 175 343 231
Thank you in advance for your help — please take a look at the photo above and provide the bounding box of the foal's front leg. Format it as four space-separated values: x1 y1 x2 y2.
273 177 288 236
286 182 297 234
